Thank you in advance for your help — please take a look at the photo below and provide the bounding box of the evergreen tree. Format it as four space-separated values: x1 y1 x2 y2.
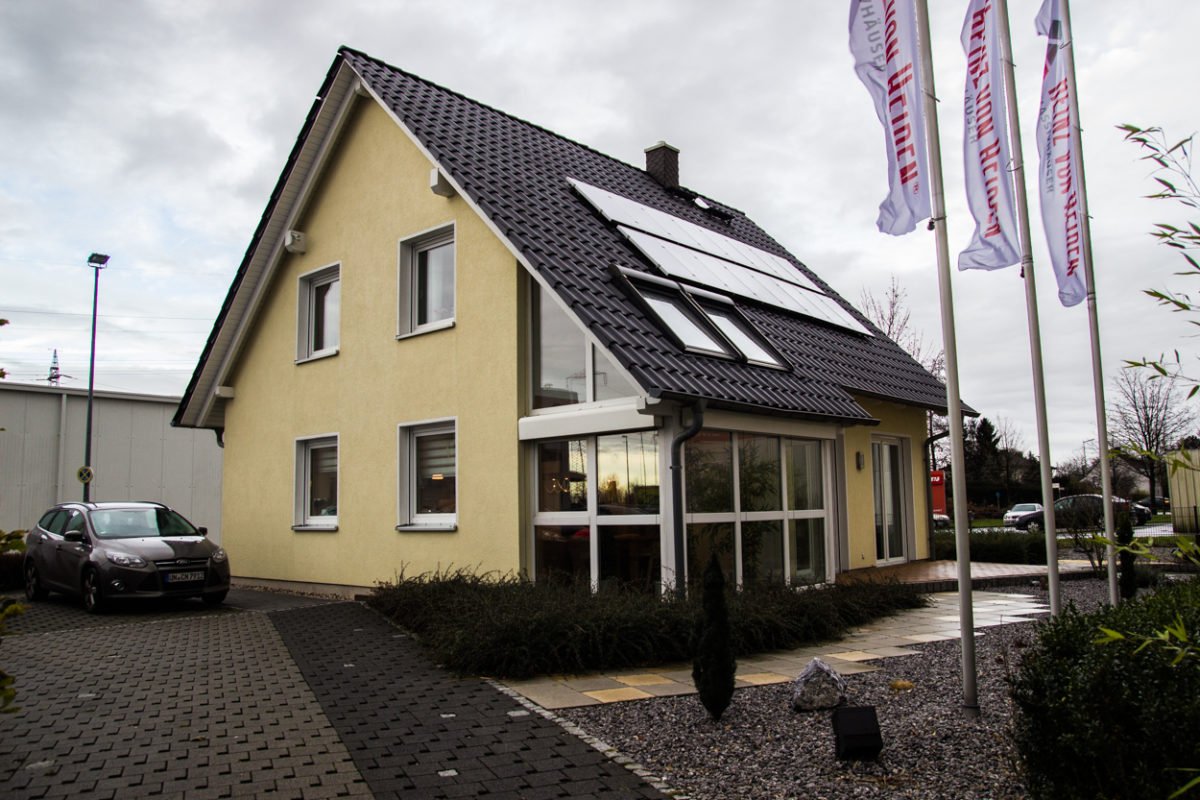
692 552 735 721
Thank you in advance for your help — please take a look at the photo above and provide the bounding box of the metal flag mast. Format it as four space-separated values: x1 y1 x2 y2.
994 0 1061 615
1056 0 1119 604
914 0 978 714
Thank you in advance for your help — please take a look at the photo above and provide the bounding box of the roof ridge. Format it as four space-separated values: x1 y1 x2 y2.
337 46 744 217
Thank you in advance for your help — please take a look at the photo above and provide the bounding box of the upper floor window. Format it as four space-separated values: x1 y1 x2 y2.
399 225 455 336
297 265 340 361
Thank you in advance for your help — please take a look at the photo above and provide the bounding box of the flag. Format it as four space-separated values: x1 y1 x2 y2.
1035 0 1087 306
959 0 1020 270
849 0 931 236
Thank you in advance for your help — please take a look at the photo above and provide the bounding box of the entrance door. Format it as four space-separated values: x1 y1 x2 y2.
872 440 906 563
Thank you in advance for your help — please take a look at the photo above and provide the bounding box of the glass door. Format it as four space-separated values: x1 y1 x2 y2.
872 440 906 563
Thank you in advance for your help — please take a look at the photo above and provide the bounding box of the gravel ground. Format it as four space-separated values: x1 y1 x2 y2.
560 578 1117 800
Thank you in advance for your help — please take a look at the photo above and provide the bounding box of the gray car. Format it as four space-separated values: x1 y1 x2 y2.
23 501 230 612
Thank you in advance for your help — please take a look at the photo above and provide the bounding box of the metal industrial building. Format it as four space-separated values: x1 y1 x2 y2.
0 383 223 541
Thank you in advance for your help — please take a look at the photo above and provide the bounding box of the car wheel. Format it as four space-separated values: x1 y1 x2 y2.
1027 519 1043 534
82 569 105 614
202 590 228 607
24 561 49 602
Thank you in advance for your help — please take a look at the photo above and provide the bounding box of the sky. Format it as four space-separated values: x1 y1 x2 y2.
1 0 1196 467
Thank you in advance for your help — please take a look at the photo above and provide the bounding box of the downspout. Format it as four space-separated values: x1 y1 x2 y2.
925 428 950 560
669 401 705 594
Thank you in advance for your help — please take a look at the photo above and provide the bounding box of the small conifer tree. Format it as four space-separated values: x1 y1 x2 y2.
692 552 735 721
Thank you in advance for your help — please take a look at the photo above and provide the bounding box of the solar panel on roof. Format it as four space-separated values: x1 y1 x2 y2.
570 178 869 336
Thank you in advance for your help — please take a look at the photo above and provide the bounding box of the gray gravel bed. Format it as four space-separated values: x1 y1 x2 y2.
560 579 1115 800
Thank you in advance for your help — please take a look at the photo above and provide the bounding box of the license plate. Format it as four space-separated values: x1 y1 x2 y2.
165 571 205 583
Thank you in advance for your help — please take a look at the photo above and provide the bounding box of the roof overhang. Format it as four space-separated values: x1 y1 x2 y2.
174 59 365 429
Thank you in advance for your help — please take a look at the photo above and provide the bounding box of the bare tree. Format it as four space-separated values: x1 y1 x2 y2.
859 276 944 378
860 277 949 466
994 416 1025 497
1110 370 1196 505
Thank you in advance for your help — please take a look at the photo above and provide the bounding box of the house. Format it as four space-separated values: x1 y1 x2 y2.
173 47 957 595
1 382 223 540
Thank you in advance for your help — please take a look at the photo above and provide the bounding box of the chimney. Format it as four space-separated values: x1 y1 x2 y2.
645 141 679 189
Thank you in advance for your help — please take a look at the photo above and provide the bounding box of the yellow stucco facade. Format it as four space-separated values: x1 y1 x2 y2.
220 98 523 588
842 397 931 570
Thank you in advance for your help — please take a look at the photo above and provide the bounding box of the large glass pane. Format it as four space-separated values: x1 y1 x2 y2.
597 432 659 515
416 241 454 325
414 431 456 514
685 430 733 513
537 439 588 512
872 441 905 561
535 525 590 585
790 518 826 584
687 522 734 586
312 278 340 351
593 345 637 401
739 434 781 512
787 439 824 511
308 443 337 519
742 520 784 585
598 525 660 593
532 286 586 408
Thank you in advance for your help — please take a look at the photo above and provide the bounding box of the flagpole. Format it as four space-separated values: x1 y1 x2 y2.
995 0 1061 615
914 0 978 715
1058 0 1118 604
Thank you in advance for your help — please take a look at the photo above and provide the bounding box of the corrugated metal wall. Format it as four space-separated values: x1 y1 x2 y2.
0 384 223 542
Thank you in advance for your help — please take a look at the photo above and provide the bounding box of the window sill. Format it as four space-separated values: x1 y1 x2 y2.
395 523 457 533
292 524 338 533
396 320 454 341
295 348 339 365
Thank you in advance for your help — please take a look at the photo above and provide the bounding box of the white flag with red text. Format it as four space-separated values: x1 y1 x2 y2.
959 0 1020 270
849 0 930 236
1035 0 1087 306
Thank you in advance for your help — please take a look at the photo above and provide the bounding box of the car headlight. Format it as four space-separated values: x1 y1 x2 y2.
106 552 147 568
210 548 228 564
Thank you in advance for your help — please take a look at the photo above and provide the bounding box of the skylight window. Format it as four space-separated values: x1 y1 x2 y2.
641 291 730 356
703 307 781 366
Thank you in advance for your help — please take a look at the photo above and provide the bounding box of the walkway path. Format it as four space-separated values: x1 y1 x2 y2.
499 590 1049 710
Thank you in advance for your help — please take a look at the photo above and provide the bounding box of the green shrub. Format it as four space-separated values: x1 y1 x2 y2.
366 567 925 679
1010 579 1200 799
933 529 1047 564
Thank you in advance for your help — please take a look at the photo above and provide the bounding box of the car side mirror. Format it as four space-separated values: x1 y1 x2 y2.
64 531 85 543
198 526 208 537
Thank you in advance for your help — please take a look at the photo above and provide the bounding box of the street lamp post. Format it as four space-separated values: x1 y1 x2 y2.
83 252 109 502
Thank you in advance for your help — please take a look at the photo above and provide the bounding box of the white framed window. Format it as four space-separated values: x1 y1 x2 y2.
297 264 340 362
397 419 457 530
399 224 455 337
295 435 338 530
683 431 833 587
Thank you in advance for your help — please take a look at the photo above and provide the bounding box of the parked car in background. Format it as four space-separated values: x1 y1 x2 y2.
1003 503 1043 527
1014 494 1145 532
932 513 951 529
23 501 230 612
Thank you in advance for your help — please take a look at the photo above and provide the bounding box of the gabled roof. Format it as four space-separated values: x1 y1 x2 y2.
175 47 958 430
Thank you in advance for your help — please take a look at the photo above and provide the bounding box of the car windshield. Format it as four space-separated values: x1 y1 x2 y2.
89 508 199 539
1011 504 1038 513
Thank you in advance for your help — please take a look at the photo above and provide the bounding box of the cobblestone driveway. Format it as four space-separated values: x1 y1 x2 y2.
0 590 669 799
